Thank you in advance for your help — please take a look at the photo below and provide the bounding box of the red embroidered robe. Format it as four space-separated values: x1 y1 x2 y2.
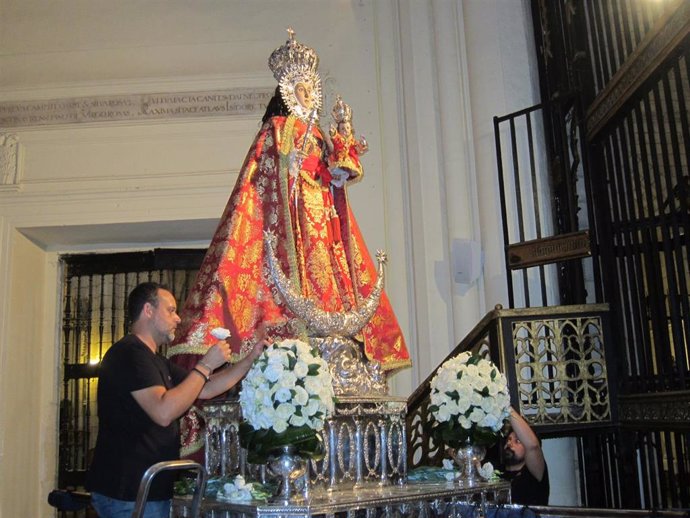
169 114 410 457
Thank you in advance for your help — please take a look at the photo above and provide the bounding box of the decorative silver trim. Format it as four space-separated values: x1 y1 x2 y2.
264 232 385 338
311 336 389 396
172 480 512 517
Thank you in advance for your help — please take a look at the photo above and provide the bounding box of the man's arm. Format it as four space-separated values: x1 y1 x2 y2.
509 406 546 481
131 341 232 427
199 339 266 399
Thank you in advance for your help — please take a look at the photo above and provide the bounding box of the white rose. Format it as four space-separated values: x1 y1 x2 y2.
470 392 484 407
290 414 306 427
469 407 486 423
444 399 460 416
210 327 231 340
457 396 471 414
479 413 499 429
275 403 295 420
233 476 249 491
272 418 289 434
254 411 274 430
477 462 495 480
264 362 284 383
435 405 451 422
274 387 292 403
291 345 305 356
430 392 444 406
478 361 493 375
480 398 495 413
304 376 321 394
294 361 309 378
293 386 310 406
280 371 298 388
304 398 320 416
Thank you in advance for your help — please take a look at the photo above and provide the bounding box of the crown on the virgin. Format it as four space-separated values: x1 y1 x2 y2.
331 95 352 124
268 27 319 81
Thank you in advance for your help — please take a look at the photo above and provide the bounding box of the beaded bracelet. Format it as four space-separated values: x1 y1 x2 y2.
192 366 210 383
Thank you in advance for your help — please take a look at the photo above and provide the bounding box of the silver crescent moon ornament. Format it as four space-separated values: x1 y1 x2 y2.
263 231 384 338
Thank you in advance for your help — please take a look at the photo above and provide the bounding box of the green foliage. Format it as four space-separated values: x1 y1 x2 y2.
426 418 501 449
239 422 325 464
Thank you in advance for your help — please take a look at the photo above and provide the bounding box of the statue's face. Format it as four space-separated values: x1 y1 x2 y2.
338 121 352 137
294 81 315 111
279 69 321 121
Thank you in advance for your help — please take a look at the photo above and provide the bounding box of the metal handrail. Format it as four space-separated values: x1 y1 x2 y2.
406 303 616 468
531 505 689 517
132 460 207 518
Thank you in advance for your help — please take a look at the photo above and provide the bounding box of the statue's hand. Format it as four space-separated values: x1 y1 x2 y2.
288 149 304 178
356 136 369 155
330 168 349 188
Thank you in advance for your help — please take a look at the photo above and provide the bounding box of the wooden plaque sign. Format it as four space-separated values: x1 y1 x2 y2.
508 230 591 270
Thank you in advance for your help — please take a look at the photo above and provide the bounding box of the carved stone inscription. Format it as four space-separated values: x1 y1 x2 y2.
0 87 274 128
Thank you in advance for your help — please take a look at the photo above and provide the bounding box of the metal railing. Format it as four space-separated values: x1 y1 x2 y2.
406 303 615 469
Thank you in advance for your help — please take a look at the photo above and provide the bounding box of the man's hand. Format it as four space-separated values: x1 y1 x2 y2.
248 340 267 362
197 324 269 400
201 340 232 371
247 323 269 362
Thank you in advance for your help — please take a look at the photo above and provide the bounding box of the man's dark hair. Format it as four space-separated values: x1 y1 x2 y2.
127 282 164 325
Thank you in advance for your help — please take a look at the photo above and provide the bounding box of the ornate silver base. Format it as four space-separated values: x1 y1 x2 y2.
201 396 408 489
310 336 388 396
267 445 309 502
449 444 486 487
310 396 407 489
172 479 512 517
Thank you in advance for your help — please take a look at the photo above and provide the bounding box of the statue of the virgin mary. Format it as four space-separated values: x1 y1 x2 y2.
168 29 410 458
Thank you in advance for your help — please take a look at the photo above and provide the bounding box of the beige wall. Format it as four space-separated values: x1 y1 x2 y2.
0 1 572 515
0 229 58 517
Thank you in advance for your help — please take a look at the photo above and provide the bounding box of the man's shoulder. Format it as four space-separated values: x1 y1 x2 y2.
102 335 147 362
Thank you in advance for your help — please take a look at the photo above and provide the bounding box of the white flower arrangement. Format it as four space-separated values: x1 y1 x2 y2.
239 339 335 462
215 475 272 502
477 461 502 482
429 351 511 447
216 475 253 501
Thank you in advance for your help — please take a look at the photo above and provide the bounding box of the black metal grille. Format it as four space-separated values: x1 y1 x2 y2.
580 428 690 509
523 0 690 509
592 44 690 392
494 99 593 309
57 249 204 516
583 0 679 97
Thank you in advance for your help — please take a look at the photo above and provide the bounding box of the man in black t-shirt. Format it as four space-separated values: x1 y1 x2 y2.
500 407 550 506
87 282 265 518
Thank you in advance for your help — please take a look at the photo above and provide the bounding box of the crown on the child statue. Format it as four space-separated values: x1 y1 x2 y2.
331 95 352 124
268 27 320 81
